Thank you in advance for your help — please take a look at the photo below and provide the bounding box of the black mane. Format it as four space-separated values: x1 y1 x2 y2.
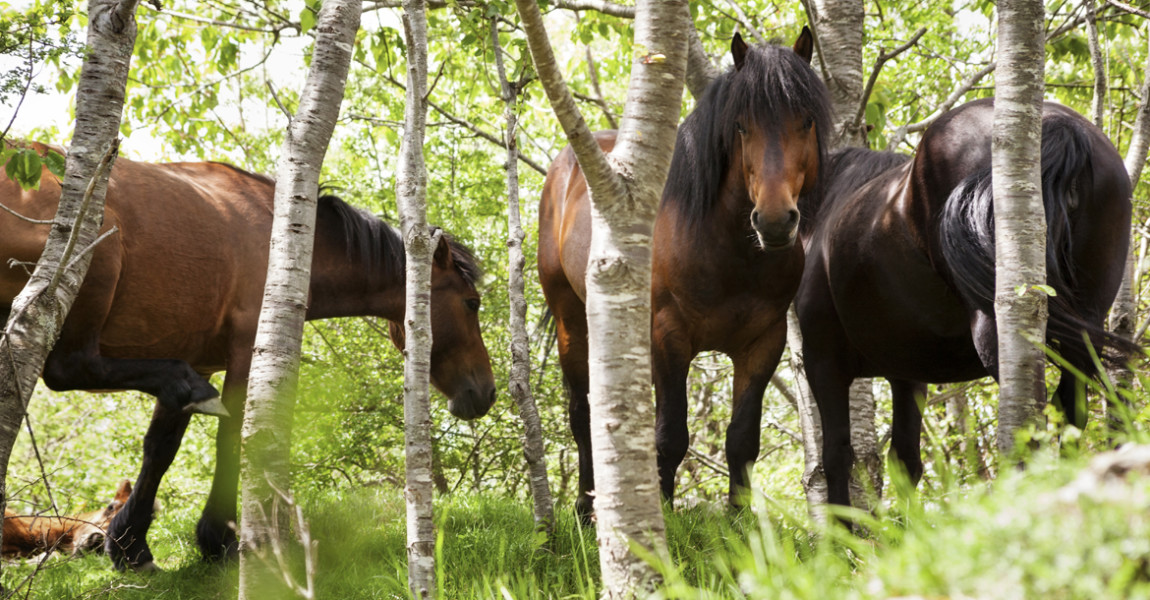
663 39 835 228
317 195 481 288
806 147 911 237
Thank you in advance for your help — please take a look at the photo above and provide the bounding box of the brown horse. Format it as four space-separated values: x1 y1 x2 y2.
539 29 833 520
0 142 496 569
3 479 132 558
797 98 1135 508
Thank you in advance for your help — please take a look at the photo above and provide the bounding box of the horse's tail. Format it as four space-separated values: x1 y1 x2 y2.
939 117 1136 371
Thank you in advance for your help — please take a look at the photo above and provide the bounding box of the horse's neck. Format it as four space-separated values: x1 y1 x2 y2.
306 244 406 321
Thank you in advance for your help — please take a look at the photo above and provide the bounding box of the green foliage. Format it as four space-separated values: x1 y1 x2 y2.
5 1 1150 598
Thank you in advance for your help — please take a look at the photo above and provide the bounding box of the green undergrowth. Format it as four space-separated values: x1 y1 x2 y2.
7 451 1150 599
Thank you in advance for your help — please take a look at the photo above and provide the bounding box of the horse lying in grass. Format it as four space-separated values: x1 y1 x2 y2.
0 142 497 570
3 479 132 558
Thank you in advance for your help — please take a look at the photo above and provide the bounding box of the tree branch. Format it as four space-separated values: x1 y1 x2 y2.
514 0 614 188
381 74 548 175
850 27 926 137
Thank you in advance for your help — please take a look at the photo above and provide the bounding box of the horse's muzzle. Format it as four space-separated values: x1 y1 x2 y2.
447 385 496 420
752 208 800 250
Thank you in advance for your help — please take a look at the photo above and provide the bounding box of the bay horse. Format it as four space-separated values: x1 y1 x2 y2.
538 29 833 520
0 142 496 569
3 479 132 558
796 98 1135 508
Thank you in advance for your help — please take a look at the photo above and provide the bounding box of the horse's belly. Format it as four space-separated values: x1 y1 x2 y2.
828 230 984 382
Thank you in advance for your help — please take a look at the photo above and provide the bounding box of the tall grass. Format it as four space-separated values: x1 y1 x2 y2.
7 447 1150 599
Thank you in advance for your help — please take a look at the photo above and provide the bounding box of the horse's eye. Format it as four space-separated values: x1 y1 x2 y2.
803 115 815 130
735 122 746 135
466 298 481 312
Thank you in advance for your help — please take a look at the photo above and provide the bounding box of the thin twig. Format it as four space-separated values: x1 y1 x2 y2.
851 28 926 135
0 201 54 225
23 414 59 518
724 0 766 44
1107 0 1150 18
63 226 119 272
266 80 293 122
0 35 36 144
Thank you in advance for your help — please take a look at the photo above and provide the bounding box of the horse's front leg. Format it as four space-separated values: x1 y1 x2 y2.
726 321 787 505
196 341 253 561
651 318 693 505
105 401 192 570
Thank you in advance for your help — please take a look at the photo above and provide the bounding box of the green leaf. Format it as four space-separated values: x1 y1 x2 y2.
6 149 43 191
44 150 65 179
300 6 317 35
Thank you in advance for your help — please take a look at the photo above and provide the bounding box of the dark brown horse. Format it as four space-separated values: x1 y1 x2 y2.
2 479 132 558
539 29 833 520
797 98 1135 508
0 142 496 569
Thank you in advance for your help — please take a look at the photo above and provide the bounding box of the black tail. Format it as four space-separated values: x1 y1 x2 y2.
939 116 1137 370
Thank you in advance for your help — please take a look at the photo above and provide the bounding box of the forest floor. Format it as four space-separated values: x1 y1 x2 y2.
6 444 1150 599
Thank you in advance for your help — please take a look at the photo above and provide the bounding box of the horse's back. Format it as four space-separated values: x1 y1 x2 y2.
538 131 618 303
0 146 277 368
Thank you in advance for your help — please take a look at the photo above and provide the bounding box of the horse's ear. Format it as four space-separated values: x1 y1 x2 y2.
433 232 453 269
731 32 749 71
793 26 814 63
115 479 132 502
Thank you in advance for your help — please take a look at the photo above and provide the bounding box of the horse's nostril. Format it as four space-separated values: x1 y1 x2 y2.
750 210 760 227
787 209 799 226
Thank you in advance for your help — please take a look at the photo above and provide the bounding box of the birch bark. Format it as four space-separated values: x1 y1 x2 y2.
237 1 359 596
809 0 866 147
492 19 555 533
514 0 688 595
396 1 437 597
0 0 139 577
993 0 1048 455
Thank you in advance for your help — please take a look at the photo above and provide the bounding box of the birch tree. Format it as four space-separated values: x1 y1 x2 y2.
237 0 360 596
491 18 554 532
395 0 437 596
993 0 1047 454
0 0 139 572
514 0 688 595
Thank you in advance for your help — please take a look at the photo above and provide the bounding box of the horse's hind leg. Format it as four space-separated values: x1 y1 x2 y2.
106 401 192 570
888 379 926 486
549 299 593 523
651 329 692 504
725 322 787 506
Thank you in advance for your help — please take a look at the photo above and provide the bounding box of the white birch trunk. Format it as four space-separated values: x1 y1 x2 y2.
993 0 1048 455
491 19 555 532
786 307 827 513
397 1 436 597
514 0 688 595
0 0 138 577
810 0 866 147
237 1 360 596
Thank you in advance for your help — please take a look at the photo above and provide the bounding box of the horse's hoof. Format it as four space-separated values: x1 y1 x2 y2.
186 396 230 418
133 561 161 573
